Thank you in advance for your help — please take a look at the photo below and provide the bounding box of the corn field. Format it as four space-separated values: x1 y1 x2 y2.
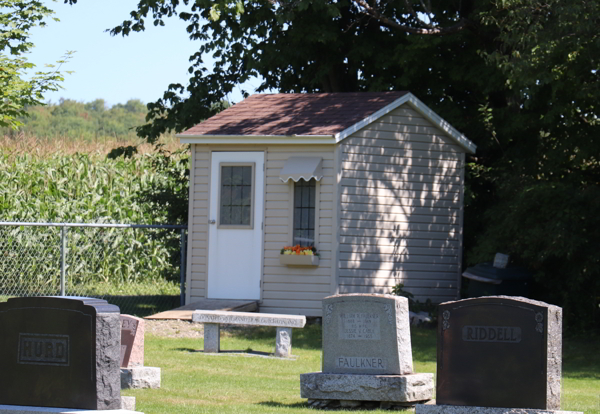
0 149 189 316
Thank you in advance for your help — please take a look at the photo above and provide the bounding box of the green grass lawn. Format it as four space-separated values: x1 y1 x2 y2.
125 325 599 414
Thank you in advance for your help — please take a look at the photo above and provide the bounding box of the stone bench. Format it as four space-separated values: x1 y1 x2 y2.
192 310 306 358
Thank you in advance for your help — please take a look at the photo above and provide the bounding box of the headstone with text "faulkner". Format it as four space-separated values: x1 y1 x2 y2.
300 294 434 409
416 296 583 414
0 296 121 410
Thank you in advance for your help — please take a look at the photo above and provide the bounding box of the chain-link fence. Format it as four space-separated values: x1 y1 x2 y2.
0 222 187 317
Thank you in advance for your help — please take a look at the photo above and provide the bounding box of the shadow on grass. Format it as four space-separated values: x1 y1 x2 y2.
1 294 180 318
173 347 295 359
410 326 437 363
562 334 600 379
102 295 180 317
257 401 309 409
258 401 386 411
225 324 322 351
224 324 436 357
174 347 200 352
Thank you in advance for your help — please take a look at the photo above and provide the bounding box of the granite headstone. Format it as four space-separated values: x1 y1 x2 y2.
436 296 562 410
300 294 434 407
119 315 161 390
321 293 413 375
120 315 144 368
0 296 121 410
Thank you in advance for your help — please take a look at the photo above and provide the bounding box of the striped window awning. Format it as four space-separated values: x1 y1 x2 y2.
279 157 323 182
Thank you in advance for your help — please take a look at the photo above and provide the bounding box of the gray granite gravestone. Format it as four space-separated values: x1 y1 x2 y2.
416 296 582 414
301 294 434 408
0 297 122 410
321 293 413 375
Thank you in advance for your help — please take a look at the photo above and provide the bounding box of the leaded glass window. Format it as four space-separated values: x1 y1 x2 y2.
293 179 316 246
219 164 253 227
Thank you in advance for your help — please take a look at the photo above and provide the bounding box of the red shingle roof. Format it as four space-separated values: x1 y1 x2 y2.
180 92 409 136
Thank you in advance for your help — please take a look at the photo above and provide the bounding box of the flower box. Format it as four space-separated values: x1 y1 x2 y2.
279 254 320 267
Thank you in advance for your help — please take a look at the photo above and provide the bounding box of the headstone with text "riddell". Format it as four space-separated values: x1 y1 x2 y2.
0 296 121 410
300 294 434 408
435 296 562 409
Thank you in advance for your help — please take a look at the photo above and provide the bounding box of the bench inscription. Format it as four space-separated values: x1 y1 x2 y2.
193 311 306 328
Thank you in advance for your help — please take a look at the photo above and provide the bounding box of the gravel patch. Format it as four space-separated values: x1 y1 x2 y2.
145 319 204 339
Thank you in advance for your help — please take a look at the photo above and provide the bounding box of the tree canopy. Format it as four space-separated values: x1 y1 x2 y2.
64 0 599 331
1 0 73 129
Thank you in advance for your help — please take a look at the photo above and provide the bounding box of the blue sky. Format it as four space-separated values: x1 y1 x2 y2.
28 0 252 107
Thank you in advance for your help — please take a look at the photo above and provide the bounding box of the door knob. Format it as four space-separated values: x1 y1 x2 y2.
209 219 216 224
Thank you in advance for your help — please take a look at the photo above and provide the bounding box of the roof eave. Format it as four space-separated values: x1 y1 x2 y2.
177 134 337 145
334 92 477 154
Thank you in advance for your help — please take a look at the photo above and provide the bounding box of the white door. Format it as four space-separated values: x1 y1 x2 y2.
207 152 264 300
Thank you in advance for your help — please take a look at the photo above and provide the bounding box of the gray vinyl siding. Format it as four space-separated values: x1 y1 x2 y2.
261 146 336 317
188 146 210 302
337 104 465 303
187 145 336 316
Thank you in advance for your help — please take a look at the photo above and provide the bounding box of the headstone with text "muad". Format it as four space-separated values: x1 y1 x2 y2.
300 294 434 409
416 296 583 414
0 296 126 411
120 315 161 391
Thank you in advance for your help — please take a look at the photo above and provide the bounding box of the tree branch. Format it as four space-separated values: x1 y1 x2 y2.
355 0 470 35
402 0 436 29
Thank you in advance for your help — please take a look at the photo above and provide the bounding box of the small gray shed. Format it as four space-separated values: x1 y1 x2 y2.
177 92 476 316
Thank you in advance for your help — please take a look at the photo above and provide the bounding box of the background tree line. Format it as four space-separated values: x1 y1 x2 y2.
2 99 149 142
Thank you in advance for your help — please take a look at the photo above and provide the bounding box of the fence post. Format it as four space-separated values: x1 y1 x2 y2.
180 228 186 306
60 226 67 296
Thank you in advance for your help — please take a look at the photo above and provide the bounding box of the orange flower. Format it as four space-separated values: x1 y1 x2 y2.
282 245 316 255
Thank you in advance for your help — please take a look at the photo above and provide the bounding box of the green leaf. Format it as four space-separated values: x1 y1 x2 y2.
235 1 244 16
209 4 221 21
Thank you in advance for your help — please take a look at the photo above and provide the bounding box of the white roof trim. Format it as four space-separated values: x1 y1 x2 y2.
178 134 336 145
279 156 323 183
334 92 476 154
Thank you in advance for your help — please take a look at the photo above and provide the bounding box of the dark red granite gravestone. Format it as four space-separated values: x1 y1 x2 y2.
0 296 121 410
120 315 144 368
436 296 562 410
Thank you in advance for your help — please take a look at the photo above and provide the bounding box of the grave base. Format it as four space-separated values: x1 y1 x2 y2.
120 367 161 389
120 397 136 411
307 399 425 410
0 404 142 414
415 404 584 414
300 372 434 404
